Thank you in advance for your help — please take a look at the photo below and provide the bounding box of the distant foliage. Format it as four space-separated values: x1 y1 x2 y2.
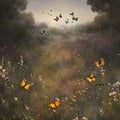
0 0 34 48
87 0 120 30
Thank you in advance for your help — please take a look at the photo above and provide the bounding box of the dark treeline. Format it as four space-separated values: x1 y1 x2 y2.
0 0 34 45
0 0 33 62
79 0 120 32
86 0 120 31
0 0 51 62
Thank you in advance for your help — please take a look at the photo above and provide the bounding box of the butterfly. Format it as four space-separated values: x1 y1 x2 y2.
86 72 96 82
49 99 61 109
72 16 78 21
95 58 105 67
54 16 59 21
59 14 62 18
65 19 69 24
70 12 74 16
20 79 31 90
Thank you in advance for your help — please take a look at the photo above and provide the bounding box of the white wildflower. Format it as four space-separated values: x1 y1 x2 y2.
0 65 3 69
73 116 79 120
14 97 18 101
82 116 88 120
109 91 117 96
113 81 120 87
18 56 24 66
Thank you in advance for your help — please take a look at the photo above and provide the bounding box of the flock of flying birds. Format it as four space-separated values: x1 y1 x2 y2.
42 10 79 24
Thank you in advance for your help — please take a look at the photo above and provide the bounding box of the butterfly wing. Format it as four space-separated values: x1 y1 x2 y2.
59 14 62 18
95 58 105 67
86 77 93 82
72 17 74 20
91 77 96 81
20 79 26 87
72 17 78 21
90 72 96 81
100 58 105 66
49 100 61 109
24 83 31 90
95 61 100 67
90 72 95 78
49 103 56 108
55 100 61 107
86 72 96 82
54 17 59 21
86 77 96 82
70 12 74 16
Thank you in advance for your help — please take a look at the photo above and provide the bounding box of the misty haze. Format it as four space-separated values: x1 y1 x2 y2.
0 0 120 120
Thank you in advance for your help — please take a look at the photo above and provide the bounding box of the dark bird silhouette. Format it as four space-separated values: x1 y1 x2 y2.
54 16 59 21
40 30 46 35
43 30 45 33
70 12 74 16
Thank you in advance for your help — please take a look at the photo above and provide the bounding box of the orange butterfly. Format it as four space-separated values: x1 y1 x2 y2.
86 72 96 82
20 79 31 90
49 99 61 109
95 58 105 67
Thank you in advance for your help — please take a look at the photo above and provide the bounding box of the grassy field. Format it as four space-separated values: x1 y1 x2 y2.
0 27 120 120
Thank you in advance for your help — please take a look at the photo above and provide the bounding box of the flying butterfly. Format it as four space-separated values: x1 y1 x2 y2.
20 79 31 90
95 58 105 67
86 72 96 82
65 21 69 24
72 16 79 21
54 16 59 22
49 99 61 109
70 12 74 16
65 19 69 24
59 14 62 18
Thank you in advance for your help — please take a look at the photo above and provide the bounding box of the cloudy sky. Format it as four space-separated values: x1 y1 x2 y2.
26 0 97 28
